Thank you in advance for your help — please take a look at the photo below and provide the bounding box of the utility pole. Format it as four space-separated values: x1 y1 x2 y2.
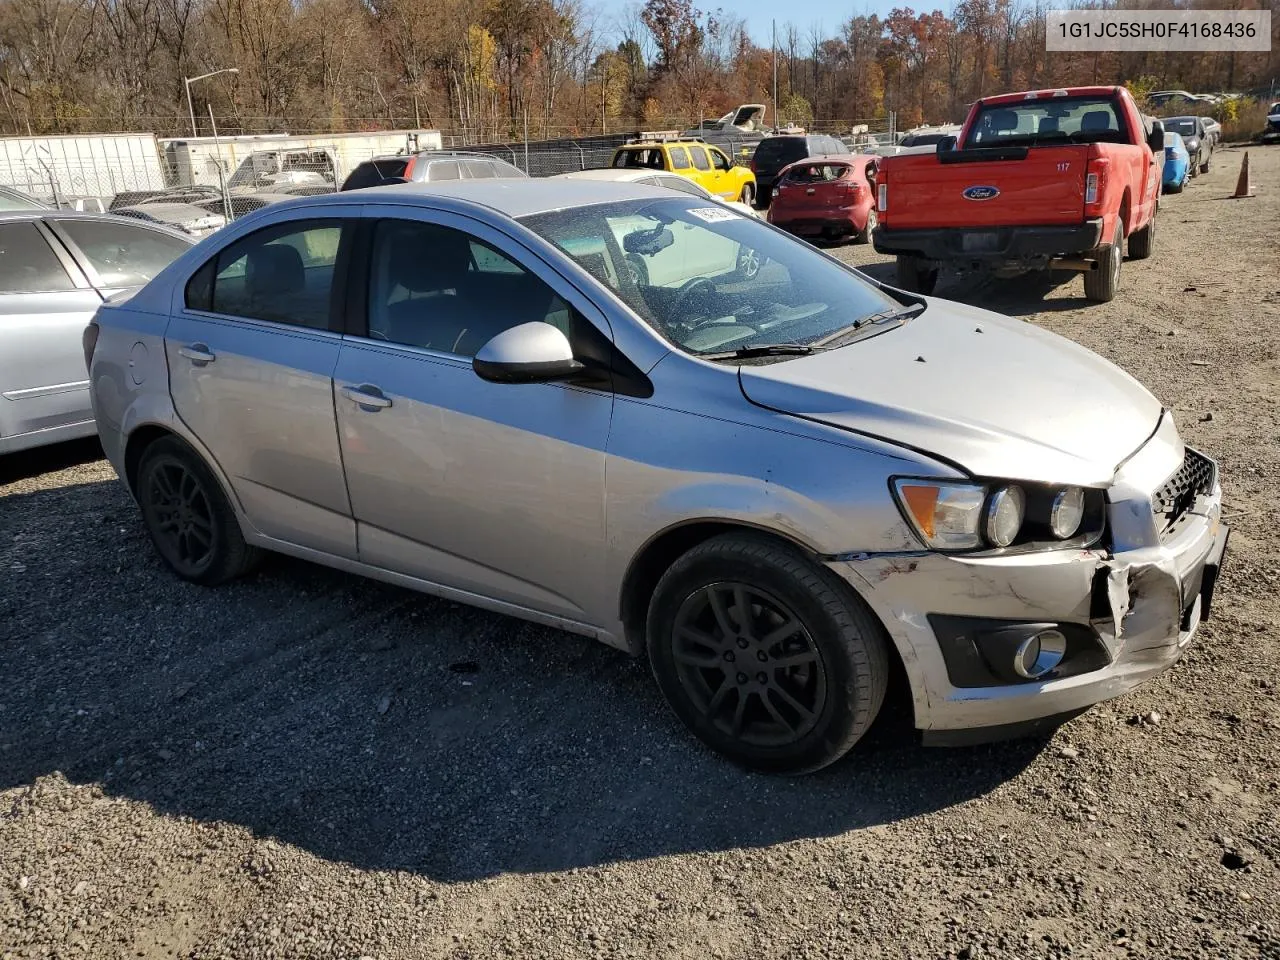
772 20 778 128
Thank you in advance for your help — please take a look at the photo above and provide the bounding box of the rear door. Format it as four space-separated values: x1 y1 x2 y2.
0 219 101 446
167 213 358 557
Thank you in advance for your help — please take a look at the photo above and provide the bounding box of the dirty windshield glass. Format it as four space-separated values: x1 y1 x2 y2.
521 198 900 358
966 96 1128 147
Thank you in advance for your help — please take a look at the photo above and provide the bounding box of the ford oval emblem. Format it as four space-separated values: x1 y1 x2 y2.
963 185 1000 201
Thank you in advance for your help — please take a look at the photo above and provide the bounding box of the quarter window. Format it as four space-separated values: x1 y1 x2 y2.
366 219 574 357
193 219 342 329
0 222 76 293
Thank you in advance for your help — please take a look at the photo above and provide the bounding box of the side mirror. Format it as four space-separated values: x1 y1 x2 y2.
1147 119 1165 153
472 322 585 385
936 135 958 153
623 226 674 257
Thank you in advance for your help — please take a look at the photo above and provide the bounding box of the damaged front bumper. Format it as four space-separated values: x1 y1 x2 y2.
831 417 1228 743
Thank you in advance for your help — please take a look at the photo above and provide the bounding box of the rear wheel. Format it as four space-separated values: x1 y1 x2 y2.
855 206 877 244
1189 154 1199 178
739 183 755 207
1165 179 1183 195
646 533 890 774
1127 211 1155 261
894 254 938 295
1083 220 1122 302
1199 150 1211 174
135 436 260 585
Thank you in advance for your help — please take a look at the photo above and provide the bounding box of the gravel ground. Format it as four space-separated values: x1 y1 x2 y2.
2 146 1278 960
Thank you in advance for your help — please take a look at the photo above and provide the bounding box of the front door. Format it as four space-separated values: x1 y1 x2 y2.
333 209 614 623
0 220 100 447
166 214 357 557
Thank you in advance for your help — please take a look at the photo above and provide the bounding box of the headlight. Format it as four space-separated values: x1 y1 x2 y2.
1049 486 1085 539
985 485 1025 547
892 480 987 550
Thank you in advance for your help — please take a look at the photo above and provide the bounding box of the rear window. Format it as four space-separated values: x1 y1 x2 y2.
1163 118 1196 136
966 96 1129 147
340 159 408 191
753 137 808 173
782 163 851 184
614 148 665 170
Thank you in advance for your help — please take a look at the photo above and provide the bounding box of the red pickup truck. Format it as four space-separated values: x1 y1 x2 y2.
873 86 1165 302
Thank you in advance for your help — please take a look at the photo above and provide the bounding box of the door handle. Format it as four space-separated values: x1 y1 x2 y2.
342 384 392 410
178 342 215 365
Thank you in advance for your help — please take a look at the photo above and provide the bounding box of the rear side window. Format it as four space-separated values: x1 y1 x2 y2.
668 147 690 170
0 221 76 293
689 147 711 171
57 219 190 287
190 219 344 329
427 160 461 181
340 159 408 191
461 159 496 179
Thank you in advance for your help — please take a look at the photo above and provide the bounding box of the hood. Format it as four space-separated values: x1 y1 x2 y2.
737 301 1162 486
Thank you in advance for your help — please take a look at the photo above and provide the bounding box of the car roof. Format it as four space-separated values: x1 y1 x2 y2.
616 140 707 148
289 178 681 219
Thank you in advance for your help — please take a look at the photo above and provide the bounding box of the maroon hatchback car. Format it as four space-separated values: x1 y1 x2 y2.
766 155 878 244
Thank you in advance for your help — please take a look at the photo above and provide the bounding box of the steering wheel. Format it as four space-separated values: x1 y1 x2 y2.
672 276 719 324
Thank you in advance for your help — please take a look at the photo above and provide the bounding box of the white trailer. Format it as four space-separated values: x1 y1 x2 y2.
159 129 443 189
0 133 165 202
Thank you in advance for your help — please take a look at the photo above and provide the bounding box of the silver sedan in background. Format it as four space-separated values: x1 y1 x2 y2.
0 212 192 454
87 181 1227 773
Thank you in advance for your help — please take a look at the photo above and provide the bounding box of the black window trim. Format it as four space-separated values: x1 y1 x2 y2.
342 206 652 398
181 216 354 335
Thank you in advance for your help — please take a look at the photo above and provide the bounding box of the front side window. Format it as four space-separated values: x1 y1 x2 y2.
197 220 342 329
710 148 732 172
366 219 573 357
0 222 75 293
522 198 901 358
966 96 1128 147
57 219 190 287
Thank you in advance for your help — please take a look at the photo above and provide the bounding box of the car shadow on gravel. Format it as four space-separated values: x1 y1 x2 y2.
857 259 1094 317
1 479 1043 883
0 437 104 485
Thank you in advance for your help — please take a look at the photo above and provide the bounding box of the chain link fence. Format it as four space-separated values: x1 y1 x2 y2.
0 116 897 231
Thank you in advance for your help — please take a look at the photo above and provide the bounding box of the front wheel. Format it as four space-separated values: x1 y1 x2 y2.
1083 220 1122 302
1127 212 1155 260
646 534 890 774
894 254 938 295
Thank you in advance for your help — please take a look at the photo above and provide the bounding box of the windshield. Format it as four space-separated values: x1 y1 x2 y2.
520 198 901 358
966 96 1129 147
1164 118 1196 135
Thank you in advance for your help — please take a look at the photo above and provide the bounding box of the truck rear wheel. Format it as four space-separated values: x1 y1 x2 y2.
894 255 938 295
1083 221 1122 303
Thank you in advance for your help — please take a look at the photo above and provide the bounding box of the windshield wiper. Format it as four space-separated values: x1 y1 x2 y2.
812 302 925 348
699 343 816 361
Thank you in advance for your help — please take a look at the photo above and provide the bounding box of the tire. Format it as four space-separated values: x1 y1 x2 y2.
894 254 938 295
1165 179 1183 195
646 533 890 774
855 206 877 244
1189 155 1199 178
1083 219 1122 303
1199 151 1211 174
1127 211 1155 261
135 435 261 585
625 253 648 286
739 183 755 207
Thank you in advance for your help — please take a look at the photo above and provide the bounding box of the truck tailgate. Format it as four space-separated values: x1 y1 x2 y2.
882 146 1089 228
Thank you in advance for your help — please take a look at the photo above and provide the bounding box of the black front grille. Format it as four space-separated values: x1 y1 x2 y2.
1153 447 1215 538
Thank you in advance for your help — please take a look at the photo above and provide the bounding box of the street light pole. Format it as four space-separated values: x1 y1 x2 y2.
184 68 239 138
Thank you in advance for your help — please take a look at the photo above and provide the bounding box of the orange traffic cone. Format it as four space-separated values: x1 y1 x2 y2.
1231 151 1253 198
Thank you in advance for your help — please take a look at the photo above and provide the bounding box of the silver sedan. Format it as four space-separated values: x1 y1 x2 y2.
87 180 1227 773
0 211 192 455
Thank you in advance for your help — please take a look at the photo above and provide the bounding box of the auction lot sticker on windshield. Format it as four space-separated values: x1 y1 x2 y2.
688 207 740 223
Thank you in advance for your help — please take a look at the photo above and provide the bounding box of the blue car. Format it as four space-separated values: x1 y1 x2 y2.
1162 132 1189 193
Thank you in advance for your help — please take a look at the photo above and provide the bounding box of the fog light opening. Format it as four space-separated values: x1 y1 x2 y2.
1013 629 1067 680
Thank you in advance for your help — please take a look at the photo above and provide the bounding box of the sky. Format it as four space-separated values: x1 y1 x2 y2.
596 0 912 47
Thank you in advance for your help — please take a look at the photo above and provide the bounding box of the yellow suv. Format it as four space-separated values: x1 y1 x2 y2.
610 137 758 206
